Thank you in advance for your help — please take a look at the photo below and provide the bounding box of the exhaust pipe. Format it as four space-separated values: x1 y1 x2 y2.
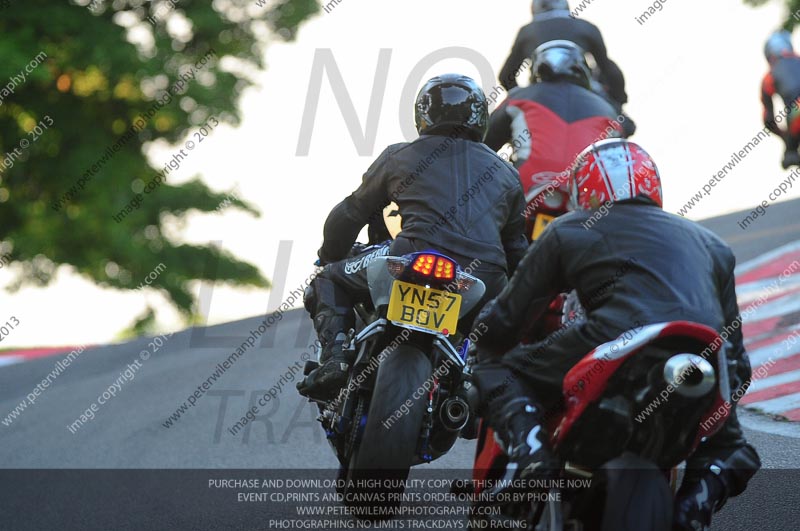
440 397 470 432
663 354 716 397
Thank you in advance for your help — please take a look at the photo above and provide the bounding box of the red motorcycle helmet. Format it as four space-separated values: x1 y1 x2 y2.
569 139 663 210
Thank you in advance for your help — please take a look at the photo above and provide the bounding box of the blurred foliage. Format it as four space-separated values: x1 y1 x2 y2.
0 0 319 332
745 0 800 28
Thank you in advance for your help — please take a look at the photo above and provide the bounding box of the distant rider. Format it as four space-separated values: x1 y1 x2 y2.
761 30 800 168
499 0 627 113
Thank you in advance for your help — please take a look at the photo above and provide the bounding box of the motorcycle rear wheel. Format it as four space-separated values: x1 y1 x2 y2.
598 452 672 531
344 344 432 518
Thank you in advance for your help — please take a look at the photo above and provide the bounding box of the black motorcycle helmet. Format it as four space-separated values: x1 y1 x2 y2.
531 40 592 89
532 0 569 15
414 74 489 142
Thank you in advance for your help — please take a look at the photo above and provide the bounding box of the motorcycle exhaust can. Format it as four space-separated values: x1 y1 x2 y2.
663 354 716 397
440 397 470 432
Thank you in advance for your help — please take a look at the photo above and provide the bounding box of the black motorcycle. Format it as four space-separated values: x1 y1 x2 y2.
302 244 486 516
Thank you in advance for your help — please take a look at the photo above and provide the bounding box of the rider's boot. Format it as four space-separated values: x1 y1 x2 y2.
672 462 730 531
491 398 558 480
782 149 800 169
297 331 352 400
298 279 355 400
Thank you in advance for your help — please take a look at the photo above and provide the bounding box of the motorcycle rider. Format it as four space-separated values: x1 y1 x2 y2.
499 0 627 112
469 139 761 530
761 30 800 168
297 74 528 400
485 40 622 198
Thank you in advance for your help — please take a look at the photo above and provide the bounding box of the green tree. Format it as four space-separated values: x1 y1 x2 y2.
0 0 319 333
745 0 800 28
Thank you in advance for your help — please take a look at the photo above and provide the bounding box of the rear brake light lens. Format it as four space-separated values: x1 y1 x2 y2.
434 260 454 280
411 254 455 281
412 255 435 275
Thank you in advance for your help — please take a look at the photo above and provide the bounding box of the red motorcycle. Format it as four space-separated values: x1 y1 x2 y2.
469 321 732 531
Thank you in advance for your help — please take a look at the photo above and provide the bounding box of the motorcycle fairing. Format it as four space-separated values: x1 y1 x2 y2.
555 321 729 445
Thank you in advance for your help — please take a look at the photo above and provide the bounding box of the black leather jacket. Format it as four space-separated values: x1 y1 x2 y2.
318 135 528 274
475 200 745 365
500 12 627 106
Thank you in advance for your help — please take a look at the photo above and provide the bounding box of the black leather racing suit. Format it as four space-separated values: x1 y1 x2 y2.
472 199 760 500
306 134 529 353
499 10 627 107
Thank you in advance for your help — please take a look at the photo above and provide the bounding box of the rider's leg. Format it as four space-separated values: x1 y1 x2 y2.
470 360 558 478
297 244 391 398
674 342 761 531
782 108 800 168
297 270 357 398
499 323 597 409
673 407 761 531
470 327 595 477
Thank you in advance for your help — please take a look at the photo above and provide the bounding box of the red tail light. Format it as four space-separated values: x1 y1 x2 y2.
411 254 455 281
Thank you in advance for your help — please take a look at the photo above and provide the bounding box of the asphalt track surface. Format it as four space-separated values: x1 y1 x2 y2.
2 200 800 530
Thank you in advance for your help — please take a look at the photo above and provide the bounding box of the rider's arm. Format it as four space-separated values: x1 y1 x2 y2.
473 223 564 355
599 58 628 107
585 23 627 106
499 29 528 91
485 104 513 152
499 181 528 277
318 149 391 264
761 73 781 135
